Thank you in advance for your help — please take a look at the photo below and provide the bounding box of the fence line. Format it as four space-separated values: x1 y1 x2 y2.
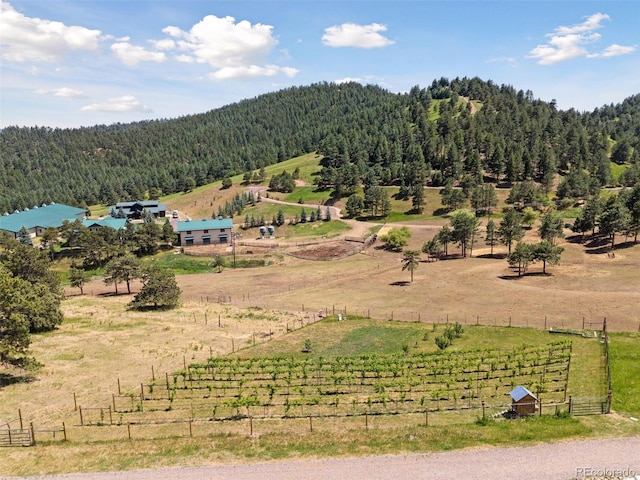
186 296 614 333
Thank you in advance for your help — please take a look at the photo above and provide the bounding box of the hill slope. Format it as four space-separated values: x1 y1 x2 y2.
1 78 638 213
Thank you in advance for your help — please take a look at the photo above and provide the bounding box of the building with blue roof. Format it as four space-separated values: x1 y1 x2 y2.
510 385 538 415
0 203 86 239
83 216 128 231
176 218 233 246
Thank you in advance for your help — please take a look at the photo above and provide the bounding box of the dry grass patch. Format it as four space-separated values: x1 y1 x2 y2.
0 295 304 428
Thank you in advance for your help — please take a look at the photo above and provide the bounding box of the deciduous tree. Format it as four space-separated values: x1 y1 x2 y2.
128 266 181 310
380 226 411 251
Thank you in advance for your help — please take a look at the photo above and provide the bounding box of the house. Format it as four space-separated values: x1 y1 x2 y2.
109 201 167 220
510 385 538 415
0 203 86 239
82 216 127 231
176 218 233 246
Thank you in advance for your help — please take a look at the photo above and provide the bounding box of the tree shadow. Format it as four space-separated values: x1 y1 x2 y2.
476 253 507 259
0 372 36 389
565 233 589 244
584 236 610 249
498 274 524 280
432 208 450 217
389 281 411 286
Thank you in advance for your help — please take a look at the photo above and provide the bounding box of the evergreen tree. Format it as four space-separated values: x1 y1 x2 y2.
345 194 364 218
17 226 32 246
498 208 524 253
68 266 89 295
539 210 565 245
485 218 497 255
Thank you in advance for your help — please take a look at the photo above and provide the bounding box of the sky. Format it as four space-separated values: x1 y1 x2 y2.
0 0 638 129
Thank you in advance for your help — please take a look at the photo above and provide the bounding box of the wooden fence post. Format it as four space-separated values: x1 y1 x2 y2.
73 392 77 412
62 422 67 441
127 423 131 440
30 422 35 445
117 378 121 395
365 412 368 429
19 409 23 429
425 410 428 427
482 400 486 420
309 415 313 432
79 406 84 426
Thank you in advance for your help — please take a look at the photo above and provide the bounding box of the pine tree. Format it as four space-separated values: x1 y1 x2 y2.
17 226 32 246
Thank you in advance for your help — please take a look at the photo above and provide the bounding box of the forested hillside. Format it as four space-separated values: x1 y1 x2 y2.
1 78 638 213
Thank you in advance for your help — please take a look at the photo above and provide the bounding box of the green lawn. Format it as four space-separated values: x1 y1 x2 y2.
609 332 640 416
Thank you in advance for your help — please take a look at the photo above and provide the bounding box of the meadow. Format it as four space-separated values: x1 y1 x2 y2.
2 153 639 475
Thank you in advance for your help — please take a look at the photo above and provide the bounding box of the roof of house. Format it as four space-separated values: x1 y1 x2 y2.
177 218 233 232
83 217 127 230
111 201 167 214
510 385 537 402
0 203 86 233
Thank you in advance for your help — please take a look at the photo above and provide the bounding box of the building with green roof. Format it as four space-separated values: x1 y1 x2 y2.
0 203 86 239
82 216 128 231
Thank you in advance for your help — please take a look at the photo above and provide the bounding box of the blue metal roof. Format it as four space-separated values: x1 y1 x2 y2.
83 216 127 230
177 218 233 232
0 203 86 233
510 385 537 402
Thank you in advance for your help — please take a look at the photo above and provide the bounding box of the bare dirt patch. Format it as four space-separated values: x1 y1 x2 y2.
290 241 363 260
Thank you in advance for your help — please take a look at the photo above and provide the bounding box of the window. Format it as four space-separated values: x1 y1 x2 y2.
203 230 209 233
220 229 226 232
186 230 192 234
185 238 194 246
203 237 211 245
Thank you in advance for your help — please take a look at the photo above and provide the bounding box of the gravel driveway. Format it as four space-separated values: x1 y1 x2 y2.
8 436 640 480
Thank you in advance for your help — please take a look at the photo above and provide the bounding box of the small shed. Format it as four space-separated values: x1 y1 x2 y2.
510 385 538 415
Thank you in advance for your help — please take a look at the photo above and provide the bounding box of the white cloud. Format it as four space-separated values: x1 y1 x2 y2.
486 56 518 67
322 23 394 49
0 0 101 62
111 42 167 66
589 43 637 58
528 13 635 65
150 38 176 51
81 95 151 113
36 87 87 98
210 65 298 80
334 77 363 84
159 15 292 79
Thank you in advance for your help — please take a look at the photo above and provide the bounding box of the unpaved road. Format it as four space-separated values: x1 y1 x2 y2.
8 436 640 480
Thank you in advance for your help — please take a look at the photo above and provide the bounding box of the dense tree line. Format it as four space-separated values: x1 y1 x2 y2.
0 243 64 367
1 79 638 213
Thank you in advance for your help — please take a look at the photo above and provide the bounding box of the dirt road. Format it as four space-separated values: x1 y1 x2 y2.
9 436 640 480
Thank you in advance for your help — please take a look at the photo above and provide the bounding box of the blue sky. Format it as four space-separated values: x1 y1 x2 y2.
1 1 638 128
